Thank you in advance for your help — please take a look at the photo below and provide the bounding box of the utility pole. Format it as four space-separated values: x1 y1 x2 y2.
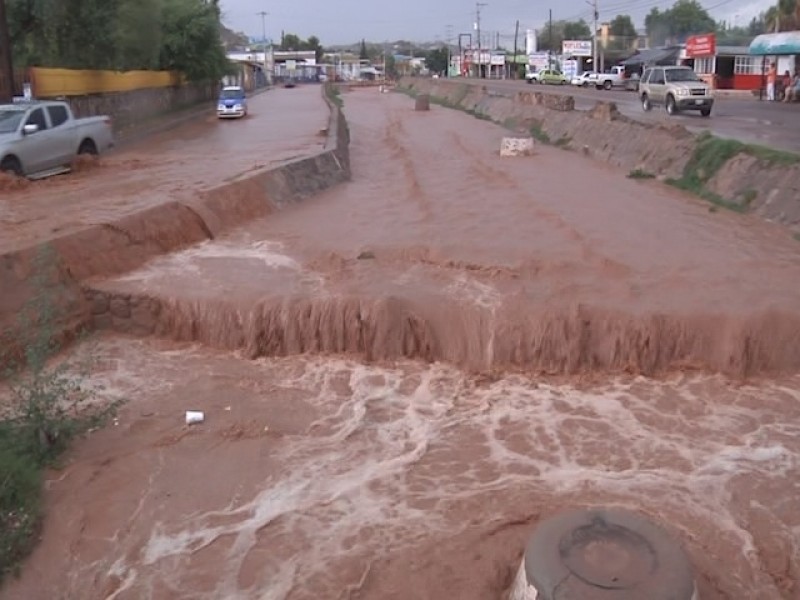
0 0 14 102
587 0 599 73
257 11 269 86
476 2 487 78
548 9 553 69
513 20 520 80
445 24 453 77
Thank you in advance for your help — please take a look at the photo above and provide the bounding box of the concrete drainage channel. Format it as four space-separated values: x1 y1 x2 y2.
510 508 698 600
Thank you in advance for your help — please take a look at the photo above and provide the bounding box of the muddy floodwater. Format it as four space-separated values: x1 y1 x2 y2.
3 88 800 599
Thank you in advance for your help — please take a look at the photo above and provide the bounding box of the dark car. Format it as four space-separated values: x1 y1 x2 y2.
284 78 296 88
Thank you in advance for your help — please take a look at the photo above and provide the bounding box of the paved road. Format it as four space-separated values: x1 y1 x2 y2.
463 79 800 153
0 85 330 255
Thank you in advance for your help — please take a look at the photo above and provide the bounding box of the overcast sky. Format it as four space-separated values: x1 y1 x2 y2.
220 0 774 46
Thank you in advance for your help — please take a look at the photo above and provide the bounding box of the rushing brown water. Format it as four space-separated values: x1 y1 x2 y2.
4 88 800 599
0 87 328 256
3 337 800 599
88 88 800 377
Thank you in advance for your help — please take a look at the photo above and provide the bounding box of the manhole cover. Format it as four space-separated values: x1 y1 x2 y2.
510 508 698 599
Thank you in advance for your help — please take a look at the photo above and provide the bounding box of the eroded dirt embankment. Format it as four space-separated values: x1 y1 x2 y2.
399 77 800 229
81 88 800 379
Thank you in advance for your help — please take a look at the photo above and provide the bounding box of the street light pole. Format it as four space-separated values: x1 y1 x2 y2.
586 0 599 73
257 11 269 86
548 8 553 70
445 24 453 77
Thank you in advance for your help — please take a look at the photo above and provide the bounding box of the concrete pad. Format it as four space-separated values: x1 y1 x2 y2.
500 136 535 156
512 508 697 599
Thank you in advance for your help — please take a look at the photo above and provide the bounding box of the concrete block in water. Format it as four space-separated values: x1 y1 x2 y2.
415 94 430 111
510 507 698 600
500 136 535 157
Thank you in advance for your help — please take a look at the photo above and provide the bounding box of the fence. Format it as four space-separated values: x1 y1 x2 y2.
25 68 184 98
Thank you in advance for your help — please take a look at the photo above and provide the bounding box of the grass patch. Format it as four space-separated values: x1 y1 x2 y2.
793 232 800 242
628 169 655 180
0 246 118 583
683 132 799 187
665 132 798 212
666 177 747 213
529 123 550 144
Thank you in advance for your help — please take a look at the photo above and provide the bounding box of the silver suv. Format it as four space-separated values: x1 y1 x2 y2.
639 66 714 117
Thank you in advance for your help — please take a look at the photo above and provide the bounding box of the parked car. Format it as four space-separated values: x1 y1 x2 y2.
217 86 248 119
525 67 541 84
639 65 713 117
587 66 626 90
570 71 594 87
538 69 568 85
0 100 113 179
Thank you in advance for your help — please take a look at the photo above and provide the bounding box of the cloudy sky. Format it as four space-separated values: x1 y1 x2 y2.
220 0 774 46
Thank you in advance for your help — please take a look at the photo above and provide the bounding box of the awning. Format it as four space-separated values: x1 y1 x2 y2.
749 31 800 55
621 47 680 66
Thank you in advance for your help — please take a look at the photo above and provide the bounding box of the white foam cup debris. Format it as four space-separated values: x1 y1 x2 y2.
185 410 204 425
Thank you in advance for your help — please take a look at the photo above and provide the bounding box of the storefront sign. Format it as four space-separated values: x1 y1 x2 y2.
686 34 716 58
562 40 592 57
528 52 549 69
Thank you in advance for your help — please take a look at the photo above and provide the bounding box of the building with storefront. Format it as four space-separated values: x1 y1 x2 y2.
678 33 762 90
748 31 800 82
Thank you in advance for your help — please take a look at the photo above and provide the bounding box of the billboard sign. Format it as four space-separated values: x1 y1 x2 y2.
562 40 592 57
528 52 549 69
685 33 716 58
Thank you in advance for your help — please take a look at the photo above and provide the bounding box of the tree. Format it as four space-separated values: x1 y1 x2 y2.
607 15 637 52
764 0 798 31
425 46 448 74
645 0 715 46
280 32 302 51
158 0 230 81
563 20 592 41
5 0 229 81
305 35 323 61
115 0 163 71
359 38 368 60
539 19 590 53
385 53 396 78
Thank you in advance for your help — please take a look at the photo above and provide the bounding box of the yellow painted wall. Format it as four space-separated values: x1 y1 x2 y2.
30 68 184 97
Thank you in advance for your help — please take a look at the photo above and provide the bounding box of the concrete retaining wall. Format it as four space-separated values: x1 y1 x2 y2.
0 85 351 369
64 83 218 135
399 78 800 229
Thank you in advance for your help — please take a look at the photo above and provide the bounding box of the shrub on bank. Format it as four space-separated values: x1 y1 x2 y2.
0 245 118 583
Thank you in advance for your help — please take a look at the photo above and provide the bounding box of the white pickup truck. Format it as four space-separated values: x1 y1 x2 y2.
587 66 626 90
0 100 114 179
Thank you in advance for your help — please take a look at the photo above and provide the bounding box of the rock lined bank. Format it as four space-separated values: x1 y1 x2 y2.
398 78 800 230
0 85 350 369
